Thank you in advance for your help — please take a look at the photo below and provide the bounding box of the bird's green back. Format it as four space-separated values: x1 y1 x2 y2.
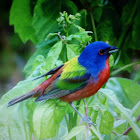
56 56 88 90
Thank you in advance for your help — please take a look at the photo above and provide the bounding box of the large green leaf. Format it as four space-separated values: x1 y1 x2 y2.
99 111 114 134
66 44 81 60
100 88 140 139
113 120 128 134
32 0 60 42
33 100 69 139
10 0 78 44
96 7 118 45
112 135 130 140
62 125 86 140
0 78 44 140
106 77 140 109
45 41 63 70
132 12 140 50
10 0 38 43
23 42 52 77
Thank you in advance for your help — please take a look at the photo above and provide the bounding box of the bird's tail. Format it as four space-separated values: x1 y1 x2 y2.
8 88 38 107
8 78 52 107
8 65 63 107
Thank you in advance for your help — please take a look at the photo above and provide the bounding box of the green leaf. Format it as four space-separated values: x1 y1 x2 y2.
121 1 134 26
45 41 63 70
132 101 140 119
106 77 140 109
112 134 130 140
10 0 80 44
66 31 92 46
109 55 114 68
133 68 140 82
28 55 48 78
90 126 104 140
0 78 43 140
10 0 38 43
93 7 102 22
23 41 52 77
62 125 86 140
113 120 128 134
75 10 87 28
128 101 140 140
97 20 116 45
132 12 140 49
61 0 78 14
100 88 140 139
33 100 68 139
66 44 81 60
99 111 114 134
96 7 118 45
32 0 60 42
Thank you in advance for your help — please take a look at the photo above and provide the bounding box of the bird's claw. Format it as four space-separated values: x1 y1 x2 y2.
82 116 96 126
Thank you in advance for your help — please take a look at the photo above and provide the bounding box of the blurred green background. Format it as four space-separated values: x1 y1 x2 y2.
0 1 35 97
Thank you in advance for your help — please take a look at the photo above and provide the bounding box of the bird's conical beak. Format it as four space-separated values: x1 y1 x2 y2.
108 46 118 54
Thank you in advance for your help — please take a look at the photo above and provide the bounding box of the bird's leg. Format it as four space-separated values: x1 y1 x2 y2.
69 102 96 126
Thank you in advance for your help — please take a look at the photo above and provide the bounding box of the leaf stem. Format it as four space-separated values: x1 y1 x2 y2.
90 11 98 41
112 131 118 136
111 61 140 76
83 99 90 139
57 32 68 45
84 0 98 41
102 89 140 139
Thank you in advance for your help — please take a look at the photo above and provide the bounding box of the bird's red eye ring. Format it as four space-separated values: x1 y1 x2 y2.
99 49 105 55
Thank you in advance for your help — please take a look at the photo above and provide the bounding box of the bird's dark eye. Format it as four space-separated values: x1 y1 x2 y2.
99 49 105 55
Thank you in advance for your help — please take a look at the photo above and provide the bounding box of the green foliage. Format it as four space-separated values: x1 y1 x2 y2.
33 100 69 139
106 78 140 108
0 78 43 140
10 0 78 44
0 0 140 140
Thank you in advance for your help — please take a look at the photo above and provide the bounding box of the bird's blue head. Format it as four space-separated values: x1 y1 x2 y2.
78 41 118 80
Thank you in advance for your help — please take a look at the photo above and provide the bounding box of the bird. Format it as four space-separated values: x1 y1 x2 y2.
8 41 118 125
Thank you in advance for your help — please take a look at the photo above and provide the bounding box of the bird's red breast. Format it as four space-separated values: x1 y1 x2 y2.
60 58 110 102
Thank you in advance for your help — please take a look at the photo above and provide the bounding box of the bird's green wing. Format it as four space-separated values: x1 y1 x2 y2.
56 56 91 90
35 56 91 101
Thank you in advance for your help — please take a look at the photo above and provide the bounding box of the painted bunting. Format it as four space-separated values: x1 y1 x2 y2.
8 41 118 125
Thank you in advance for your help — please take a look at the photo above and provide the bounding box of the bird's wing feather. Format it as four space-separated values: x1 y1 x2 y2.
35 56 91 101
33 64 64 80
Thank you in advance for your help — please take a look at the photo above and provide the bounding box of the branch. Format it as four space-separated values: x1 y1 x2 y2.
123 115 140 135
83 99 90 139
57 32 68 45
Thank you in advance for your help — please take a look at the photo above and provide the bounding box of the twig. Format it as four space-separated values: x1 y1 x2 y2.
112 131 118 136
123 115 140 135
57 32 68 45
83 99 90 139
